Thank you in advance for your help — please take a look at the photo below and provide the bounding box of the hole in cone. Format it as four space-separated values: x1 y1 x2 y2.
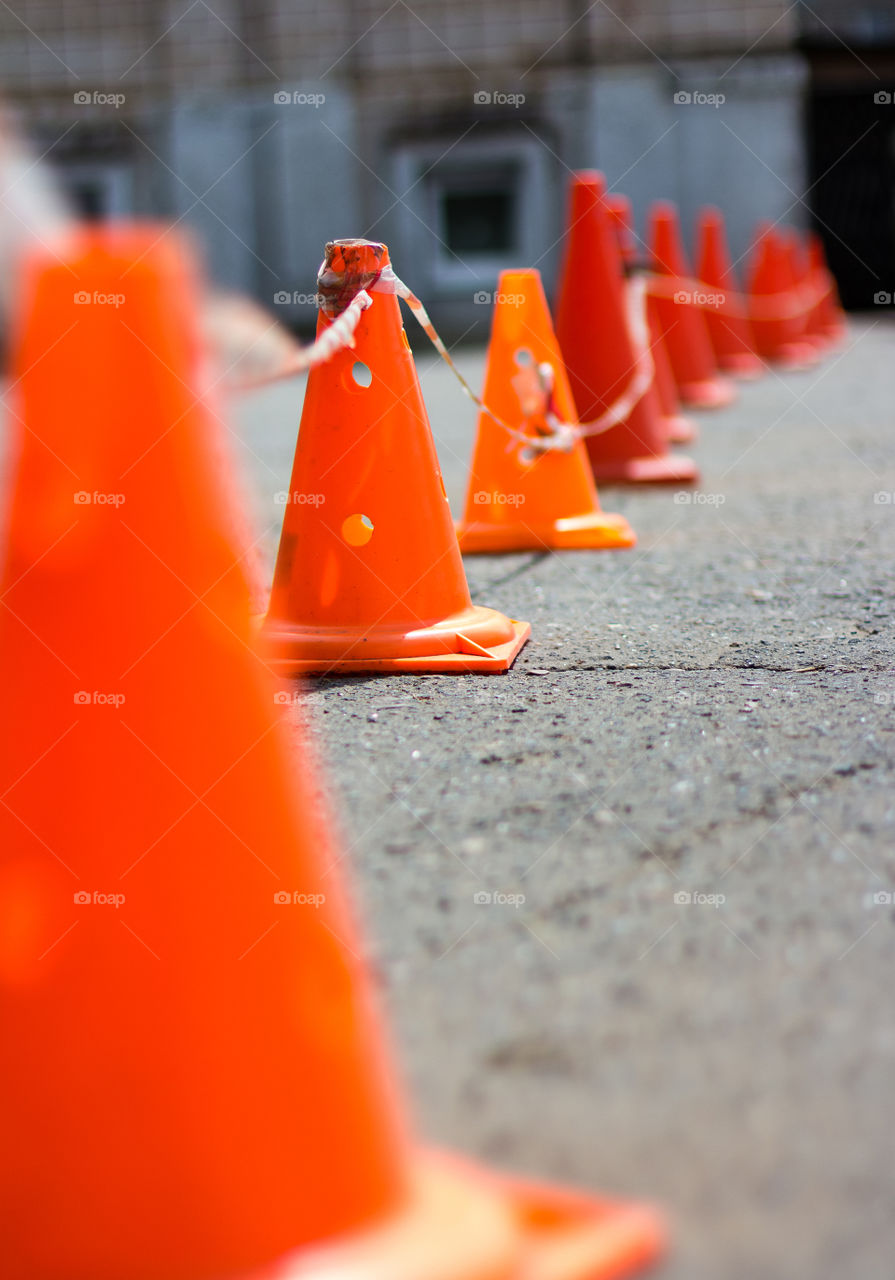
342 513 374 546
351 360 373 388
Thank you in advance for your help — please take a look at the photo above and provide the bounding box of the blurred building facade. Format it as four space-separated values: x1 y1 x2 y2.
2 0 893 330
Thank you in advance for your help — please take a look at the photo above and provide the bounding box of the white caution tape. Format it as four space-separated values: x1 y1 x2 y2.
245 250 658 457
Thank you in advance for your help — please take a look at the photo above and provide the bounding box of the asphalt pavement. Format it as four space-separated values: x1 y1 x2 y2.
232 316 895 1280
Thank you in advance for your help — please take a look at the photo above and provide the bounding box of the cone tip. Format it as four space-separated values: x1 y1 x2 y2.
571 168 606 194
699 204 723 226
325 238 390 265
650 199 678 223
496 267 541 294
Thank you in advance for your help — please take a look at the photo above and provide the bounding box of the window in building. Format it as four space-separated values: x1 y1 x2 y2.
442 188 515 254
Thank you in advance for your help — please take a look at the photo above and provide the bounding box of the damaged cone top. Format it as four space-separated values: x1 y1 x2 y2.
263 239 530 674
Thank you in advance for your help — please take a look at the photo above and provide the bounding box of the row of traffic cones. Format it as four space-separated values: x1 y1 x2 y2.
455 172 846 545
0 227 666 1278
0 186 846 1280
261 174 846 673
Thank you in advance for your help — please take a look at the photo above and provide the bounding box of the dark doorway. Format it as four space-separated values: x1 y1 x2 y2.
803 28 895 310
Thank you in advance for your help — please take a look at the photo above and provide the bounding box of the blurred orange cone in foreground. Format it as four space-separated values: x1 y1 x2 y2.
747 225 819 369
695 206 764 380
0 226 408 1279
264 239 529 673
555 171 698 485
0 227 666 1280
457 269 636 552
648 201 736 409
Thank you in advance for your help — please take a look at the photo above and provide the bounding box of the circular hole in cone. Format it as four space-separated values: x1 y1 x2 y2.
514 347 534 367
351 360 373 388
342 513 374 546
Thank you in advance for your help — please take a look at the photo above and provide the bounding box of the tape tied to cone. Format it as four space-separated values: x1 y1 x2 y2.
251 243 659 460
643 268 835 323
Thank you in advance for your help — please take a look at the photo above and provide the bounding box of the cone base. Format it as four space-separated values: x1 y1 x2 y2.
803 332 832 355
262 610 531 674
677 375 737 409
717 351 764 380
591 453 699 486
765 341 821 370
261 1149 666 1280
821 322 847 347
457 511 636 554
664 414 697 445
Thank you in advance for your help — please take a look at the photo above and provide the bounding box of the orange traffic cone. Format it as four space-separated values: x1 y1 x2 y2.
456 270 635 552
695 206 764 380
647 296 698 445
782 229 827 355
807 230 847 346
648 201 736 409
747 224 818 369
0 227 667 1280
0 225 409 1279
605 192 696 446
263 239 529 673
555 171 698 485
605 192 638 266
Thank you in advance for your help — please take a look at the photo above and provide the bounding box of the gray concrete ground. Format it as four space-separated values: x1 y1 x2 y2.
233 318 895 1280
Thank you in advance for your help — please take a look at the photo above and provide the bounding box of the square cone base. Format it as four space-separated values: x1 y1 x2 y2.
252 1149 667 1280
261 617 531 675
456 512 636 554
591 454 699 486
718 352 765 381
664 414 697 445
677 376 737 409
767 341 821 371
